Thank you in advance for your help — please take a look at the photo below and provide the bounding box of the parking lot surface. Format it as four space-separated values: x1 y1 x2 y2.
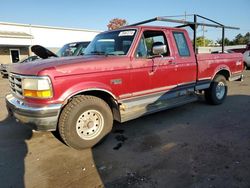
0 71 250 188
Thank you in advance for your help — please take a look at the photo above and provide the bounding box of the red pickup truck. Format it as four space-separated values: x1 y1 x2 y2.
6 17 244 149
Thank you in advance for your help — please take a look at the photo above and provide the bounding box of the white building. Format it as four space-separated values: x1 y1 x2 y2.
0 21 100 64
198 45 246 53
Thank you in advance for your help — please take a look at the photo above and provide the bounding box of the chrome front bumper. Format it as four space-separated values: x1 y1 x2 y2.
6 94 62 131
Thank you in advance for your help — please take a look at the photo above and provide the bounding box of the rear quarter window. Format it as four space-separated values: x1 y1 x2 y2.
173 32 190 57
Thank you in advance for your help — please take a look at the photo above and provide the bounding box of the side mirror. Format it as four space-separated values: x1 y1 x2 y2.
152 44 167 56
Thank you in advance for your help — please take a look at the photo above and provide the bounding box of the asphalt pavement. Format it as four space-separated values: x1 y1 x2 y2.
0 71 250 188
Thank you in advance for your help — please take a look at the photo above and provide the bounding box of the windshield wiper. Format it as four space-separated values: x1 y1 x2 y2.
89 51 105 55
105 51 125 56
87 51 125 56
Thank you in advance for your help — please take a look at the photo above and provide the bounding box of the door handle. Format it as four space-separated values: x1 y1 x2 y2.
169 61 177 65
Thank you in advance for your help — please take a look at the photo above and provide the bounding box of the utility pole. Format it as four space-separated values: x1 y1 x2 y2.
202 23 207 47
202 25 205 46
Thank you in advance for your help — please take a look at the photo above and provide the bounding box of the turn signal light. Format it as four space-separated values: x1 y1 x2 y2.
23 89 52 98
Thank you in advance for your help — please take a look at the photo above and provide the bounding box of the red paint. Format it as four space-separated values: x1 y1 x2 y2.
11 26 244 105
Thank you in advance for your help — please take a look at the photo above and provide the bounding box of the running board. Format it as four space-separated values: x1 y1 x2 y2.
120 94 198 122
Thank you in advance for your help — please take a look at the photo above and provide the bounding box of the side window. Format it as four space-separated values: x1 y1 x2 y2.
135 36 148 58
173 32 190 57
135 30 169 58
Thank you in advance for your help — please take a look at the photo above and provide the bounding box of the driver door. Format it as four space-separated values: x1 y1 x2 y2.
131 29 179 97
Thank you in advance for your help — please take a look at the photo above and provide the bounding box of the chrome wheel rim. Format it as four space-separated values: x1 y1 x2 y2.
216 82 225 100
76 110 104 140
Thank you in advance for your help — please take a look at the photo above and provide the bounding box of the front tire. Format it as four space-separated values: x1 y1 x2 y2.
58 95 113 150
205 75 228 105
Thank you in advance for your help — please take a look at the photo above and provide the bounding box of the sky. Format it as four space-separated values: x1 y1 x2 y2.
0 0 249 42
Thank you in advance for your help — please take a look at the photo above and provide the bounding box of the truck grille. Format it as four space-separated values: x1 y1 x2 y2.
9 73 23 98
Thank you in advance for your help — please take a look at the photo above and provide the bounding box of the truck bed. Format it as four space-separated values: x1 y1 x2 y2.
197 53 243 81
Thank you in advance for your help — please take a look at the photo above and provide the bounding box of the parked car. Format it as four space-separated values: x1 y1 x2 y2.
1 41 90 78
31 41 90 59
1 64 9 77
211 49 234 54
0 63 3 72
243 43 250 69
0 63 4 76
57 41 90 57
0 64 8 78
1 56 40 78
6 16 244 150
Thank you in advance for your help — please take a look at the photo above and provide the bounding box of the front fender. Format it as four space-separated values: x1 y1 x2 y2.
58 81 117 102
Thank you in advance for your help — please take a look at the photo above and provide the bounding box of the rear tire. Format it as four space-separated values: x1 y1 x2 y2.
205 75 227 105
58 95 113 150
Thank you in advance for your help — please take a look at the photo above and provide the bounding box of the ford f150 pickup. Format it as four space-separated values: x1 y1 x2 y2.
6 15 244 149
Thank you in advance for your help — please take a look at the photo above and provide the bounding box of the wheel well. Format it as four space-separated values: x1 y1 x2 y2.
82 90 114 107
69 90 121 122
215 70 230 80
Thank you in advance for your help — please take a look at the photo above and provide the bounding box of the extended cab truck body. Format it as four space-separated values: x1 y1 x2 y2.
6 21 244 149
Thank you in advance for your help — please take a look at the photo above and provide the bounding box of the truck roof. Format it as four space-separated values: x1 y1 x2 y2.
123 25 186 32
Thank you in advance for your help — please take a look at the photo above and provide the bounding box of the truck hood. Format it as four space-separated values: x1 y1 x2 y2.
10 55 128 76
31 45 58 59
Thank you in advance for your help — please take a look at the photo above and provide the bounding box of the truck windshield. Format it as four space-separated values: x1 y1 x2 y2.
84 29 136 56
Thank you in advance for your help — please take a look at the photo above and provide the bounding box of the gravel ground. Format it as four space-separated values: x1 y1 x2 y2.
0 71 249 188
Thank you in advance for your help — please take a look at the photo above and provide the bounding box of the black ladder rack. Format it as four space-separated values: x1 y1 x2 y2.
128 14 239 53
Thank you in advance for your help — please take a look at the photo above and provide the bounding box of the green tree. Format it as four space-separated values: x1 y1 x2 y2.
233 34 245 45
216 37 233 46
145 38 154 50
216 32 250 46
196 36 213 47
244 32 250 43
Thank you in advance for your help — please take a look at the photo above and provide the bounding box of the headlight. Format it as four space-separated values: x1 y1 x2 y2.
22 77 53 98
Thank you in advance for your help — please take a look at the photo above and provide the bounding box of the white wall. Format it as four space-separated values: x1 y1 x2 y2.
0 22 101 47
198 45 246 53
0 37 32 46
